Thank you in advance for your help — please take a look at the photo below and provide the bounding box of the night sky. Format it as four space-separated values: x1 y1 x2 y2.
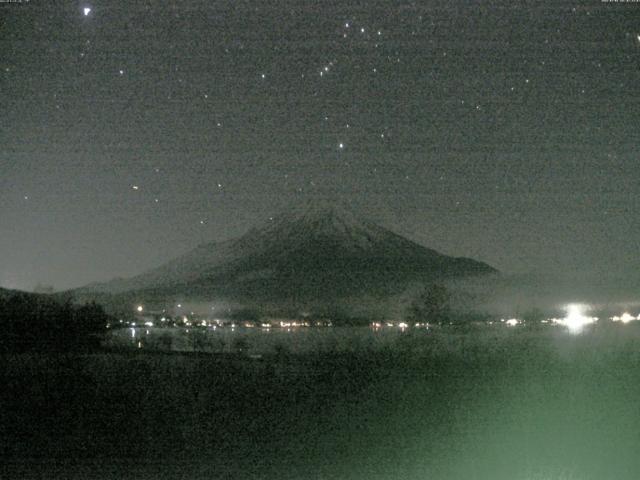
1 0 639 291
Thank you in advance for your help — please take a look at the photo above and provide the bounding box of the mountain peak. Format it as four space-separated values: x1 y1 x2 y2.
254 198 381 248
77 201 498 302
275 198 362 223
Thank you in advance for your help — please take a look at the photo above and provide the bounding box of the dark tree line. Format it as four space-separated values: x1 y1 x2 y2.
407 283 452 325
0 292 110 352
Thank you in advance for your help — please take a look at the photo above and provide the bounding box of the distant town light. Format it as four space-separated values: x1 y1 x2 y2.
83 7 91 16
136 305 143 312
505 318 519 327
612 312 636 324
557 304 597 334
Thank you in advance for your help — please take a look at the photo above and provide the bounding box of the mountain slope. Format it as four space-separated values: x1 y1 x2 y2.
77 202 497 302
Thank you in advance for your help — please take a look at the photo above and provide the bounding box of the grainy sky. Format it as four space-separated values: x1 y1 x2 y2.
1 0 639 291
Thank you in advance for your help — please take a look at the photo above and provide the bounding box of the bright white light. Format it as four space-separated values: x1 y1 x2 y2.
144 321 153 327
83 7 91 16
505 318 519 327
558 304 597 334
130 328 135 338
398 322 408 329
339 143 344 149
621 312 635 323
612 312 636 324
136 305 143 312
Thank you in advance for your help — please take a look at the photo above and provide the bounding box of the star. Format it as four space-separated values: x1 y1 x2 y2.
338 143 344 149
83 7 91 16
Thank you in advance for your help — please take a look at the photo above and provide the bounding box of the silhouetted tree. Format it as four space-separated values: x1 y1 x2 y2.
407 283 451 326
0 293 109 352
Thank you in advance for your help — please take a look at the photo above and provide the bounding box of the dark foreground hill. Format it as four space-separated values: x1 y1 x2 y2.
0 287 109 352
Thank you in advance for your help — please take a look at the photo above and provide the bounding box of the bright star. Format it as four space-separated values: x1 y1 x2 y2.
83 7 91 16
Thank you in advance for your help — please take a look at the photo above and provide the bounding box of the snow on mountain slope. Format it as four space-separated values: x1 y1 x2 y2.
78 201 496 300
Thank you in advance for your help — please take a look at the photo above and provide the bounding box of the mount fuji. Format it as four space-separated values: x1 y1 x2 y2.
76 201 497 305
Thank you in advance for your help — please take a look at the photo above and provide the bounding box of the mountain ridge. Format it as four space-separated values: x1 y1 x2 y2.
75 202 497 303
